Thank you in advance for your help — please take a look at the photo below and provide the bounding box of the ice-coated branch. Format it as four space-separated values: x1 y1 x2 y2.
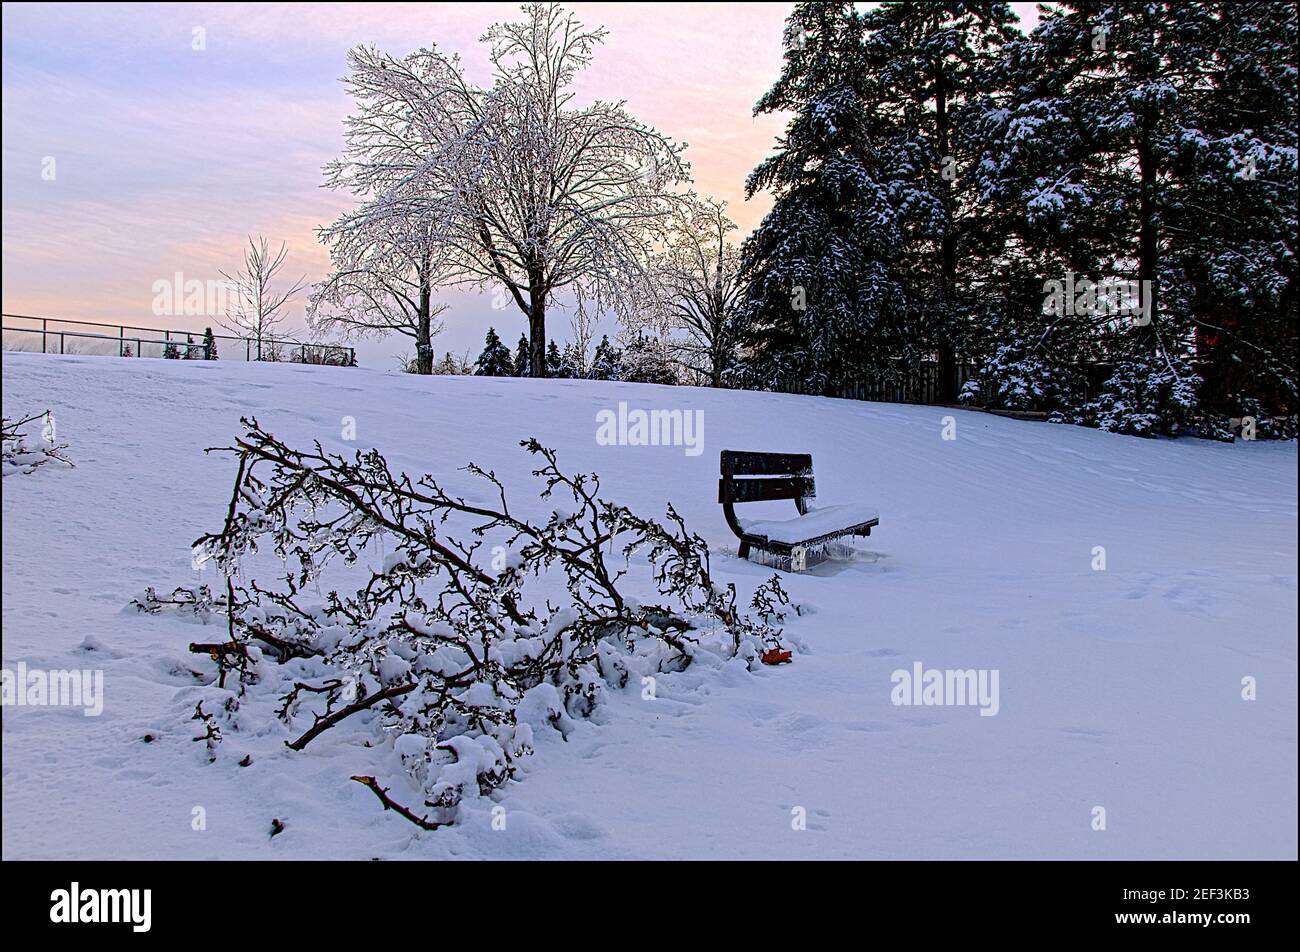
144 417 789 832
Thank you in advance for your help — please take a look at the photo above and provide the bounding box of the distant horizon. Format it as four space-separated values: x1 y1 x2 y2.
1 2 1041 368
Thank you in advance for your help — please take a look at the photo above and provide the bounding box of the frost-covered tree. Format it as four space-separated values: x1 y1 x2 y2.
474 326 514 376
560 341 586 379
218 235 307 360
653 197 742 387
431 351 473 376
202 327 218 360
619 331 678 385
309 194 450 375
330 3 688 378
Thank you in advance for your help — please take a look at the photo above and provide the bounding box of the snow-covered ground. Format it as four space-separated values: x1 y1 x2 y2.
2 352 1296 859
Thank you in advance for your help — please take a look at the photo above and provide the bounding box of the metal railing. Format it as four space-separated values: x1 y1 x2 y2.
1 314 354 366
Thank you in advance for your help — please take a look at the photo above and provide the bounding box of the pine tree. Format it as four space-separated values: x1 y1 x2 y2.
474 326 514 376
163 340 181 359
545 340 565 378
854 1 1018 402
968 2 1296 435
588 335 623 381
202 327 218 360
513 334 530 377
1172 1 1297 427
734 2 912 395
560 341 585 379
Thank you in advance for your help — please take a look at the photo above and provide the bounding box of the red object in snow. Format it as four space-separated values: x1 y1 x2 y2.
761 647 793 665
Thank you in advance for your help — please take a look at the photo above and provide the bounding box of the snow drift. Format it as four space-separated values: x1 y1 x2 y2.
2 353 1296 859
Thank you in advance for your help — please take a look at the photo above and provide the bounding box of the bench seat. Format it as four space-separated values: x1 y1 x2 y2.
719 449 880 571
738 503 880 547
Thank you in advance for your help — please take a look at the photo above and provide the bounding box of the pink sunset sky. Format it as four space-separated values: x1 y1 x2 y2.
1 2 1042 366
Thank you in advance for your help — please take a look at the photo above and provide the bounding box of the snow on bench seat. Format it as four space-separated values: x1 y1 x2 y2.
738 503 880 545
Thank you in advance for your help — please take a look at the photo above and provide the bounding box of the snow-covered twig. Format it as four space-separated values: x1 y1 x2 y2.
2 410 74 477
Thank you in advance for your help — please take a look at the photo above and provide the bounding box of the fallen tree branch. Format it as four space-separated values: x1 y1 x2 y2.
287 681 417 751
350 775 447 831
144 418 791 830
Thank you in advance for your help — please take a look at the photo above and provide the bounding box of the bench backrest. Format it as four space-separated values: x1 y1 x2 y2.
718 450 815 505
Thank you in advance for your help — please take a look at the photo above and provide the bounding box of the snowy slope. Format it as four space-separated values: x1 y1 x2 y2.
2 352 1296 859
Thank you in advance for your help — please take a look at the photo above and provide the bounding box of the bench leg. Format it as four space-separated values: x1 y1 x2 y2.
738 540 750 560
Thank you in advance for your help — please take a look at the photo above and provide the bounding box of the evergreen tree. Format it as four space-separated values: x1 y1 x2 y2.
620 333 677 385
513 334 531 377
588 334 623 381
545 340 566 378
202 327 218 360
1171 1 1297 429
560 341 585 379
163 340 181 359
474 326 514 376
734 2 911 395
969 1 1297 435
854 1 1018 402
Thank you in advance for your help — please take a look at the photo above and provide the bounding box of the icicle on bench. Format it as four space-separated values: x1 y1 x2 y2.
718 450 879 572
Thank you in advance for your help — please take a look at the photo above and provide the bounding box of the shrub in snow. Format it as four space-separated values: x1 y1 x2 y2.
961 329 1088 414
1073 350 1201 438
141 419 789 830
2 410 73 477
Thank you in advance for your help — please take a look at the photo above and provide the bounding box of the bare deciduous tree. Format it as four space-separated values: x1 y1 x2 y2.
309 197 449 375
328 2 689 377
219 235 307 360
653 198 742 387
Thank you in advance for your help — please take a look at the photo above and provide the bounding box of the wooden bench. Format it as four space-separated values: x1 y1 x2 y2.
718 450 879 571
